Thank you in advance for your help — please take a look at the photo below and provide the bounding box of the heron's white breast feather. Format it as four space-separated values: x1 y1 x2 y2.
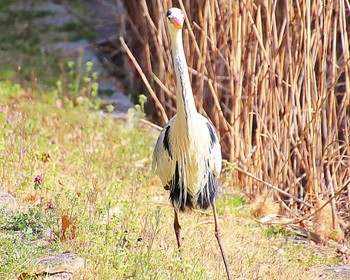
153 113 222 187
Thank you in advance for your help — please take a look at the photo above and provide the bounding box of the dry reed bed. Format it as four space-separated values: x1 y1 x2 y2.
116 0 350 236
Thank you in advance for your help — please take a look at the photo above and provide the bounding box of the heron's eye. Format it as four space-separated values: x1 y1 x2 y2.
166 10 171 17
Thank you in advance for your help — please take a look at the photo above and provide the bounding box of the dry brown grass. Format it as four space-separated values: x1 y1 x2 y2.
116 0 350 241
313 198 345 242
250 193 280 218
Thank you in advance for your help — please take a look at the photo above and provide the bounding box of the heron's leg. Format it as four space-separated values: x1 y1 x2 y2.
211 201 232 280
174 210 182 248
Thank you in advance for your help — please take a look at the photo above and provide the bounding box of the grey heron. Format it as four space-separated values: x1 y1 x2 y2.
152 7 231 279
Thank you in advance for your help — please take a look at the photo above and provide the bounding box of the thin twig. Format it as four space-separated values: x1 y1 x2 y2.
234 165 313 208
139 118 163 131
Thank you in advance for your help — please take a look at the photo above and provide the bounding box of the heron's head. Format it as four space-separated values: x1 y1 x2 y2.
166 8 184 30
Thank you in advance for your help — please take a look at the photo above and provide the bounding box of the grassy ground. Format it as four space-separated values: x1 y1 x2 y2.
0 0 347 279
0 81 344 280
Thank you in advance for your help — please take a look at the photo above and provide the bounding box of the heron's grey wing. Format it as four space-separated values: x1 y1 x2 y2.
152 119 175 187
204 119 222 177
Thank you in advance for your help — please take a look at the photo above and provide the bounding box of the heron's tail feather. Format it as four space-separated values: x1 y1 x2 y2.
168 164 218 211
196 171 217 210
168 163 193 211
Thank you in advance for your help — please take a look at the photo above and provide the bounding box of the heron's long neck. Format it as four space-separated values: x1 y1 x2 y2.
170 30 197 124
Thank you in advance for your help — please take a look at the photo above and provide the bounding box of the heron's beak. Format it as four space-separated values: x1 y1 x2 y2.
168 16 182 29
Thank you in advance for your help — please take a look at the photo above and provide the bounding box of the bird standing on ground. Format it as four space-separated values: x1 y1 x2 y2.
152 7 231 280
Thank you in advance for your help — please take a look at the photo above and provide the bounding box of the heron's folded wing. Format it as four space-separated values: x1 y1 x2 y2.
152 121 175 187
203 118 222 177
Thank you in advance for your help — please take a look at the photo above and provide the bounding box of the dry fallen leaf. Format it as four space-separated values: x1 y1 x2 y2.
61 215 77 240
18 264 74 279
39 263 74 274
257 213 295 225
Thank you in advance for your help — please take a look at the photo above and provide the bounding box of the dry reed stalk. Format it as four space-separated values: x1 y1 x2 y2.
119 37 169 123
118 0 350 226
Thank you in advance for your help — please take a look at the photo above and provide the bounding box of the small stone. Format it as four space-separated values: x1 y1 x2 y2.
0 192 17 214
322 266 350 277
37 252 84 278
